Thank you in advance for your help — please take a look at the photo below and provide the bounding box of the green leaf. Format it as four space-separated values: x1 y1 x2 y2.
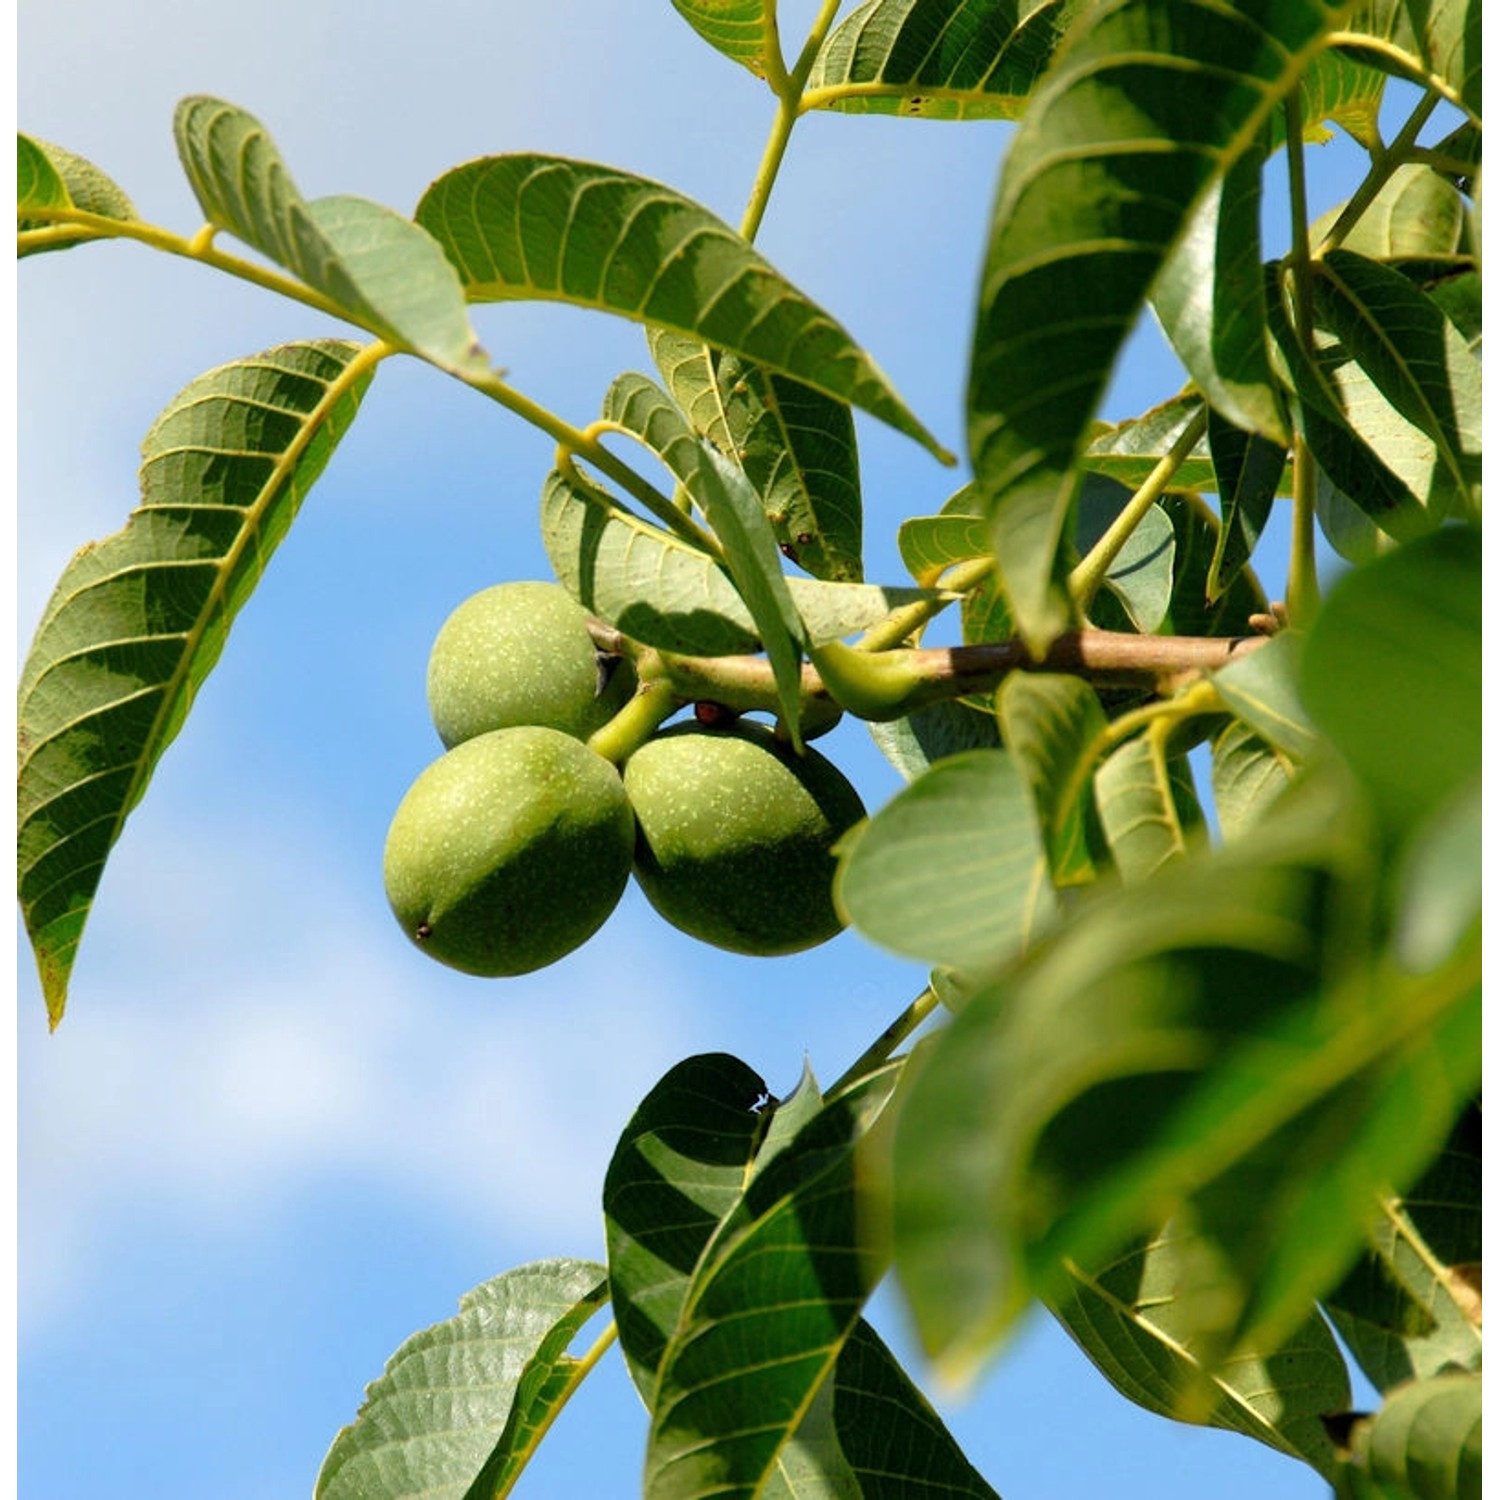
897 512 989 585
649 330 865 584
829 1320 1000 1498
1094 729 1206 882
668 0 779 78
414 155 946 457
1211 632 1321 762
966 0 1346 653
172 96 484 376
1288 43 1388 146
17 340 376 1026
803 0 1085 120
603 1053 774 1401
1158 491 1271 638
1081 395 1230 493
1334 1 1481 121
889 771 1479 1379
834 748 1056 972
18 134 138 254
694 444 810 747
1210 718 1293 840
1074 476 1176 634
315 1259 608 1500
1152 148 1289 443
1299 524 1479 837
997 673 1107 887
1205 411 1285 601
539 465 936 654
1338 1373 1483 1500
1312 163 1470 259
1323 1102 1481 1394
867 700 1004 782
644 1068 900 1500
1311 250 1481 517
1392 779 1480 974
1049 1226 1351 1476
601 371 704 504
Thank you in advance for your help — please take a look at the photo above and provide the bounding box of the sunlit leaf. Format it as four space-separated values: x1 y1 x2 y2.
1050 1225 1350 1476
1312 163 1469 259
1153 149 1288 443
1392 778 1480 974
1074 476 1176 634
1299 524 1479 836
967 0 1346 651
898 512 989 586
1311 250 1481 517
315 1259 609 1500
1323 1102 1481 1394
1210 718 1293 840
890 768 1479 1379
1336 1372 1483 1500
1333 0 1481 121
173 98 484 375
1211 632 1321 762
694 445 809 746
540 466 935 654
1094 729 1206 882
1081 395 1228 492
415 156 946 456
834 748 1056 972
603 1053 773 1400
645 1067 899 1499
17 340 376 1026
18 134 138 254
649 331 866 584
997 673 1107 887
668 0 779 78
1287 43 1387 145
803 0 1085 120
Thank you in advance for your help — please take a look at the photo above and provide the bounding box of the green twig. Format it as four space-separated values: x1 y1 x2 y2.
858 556 991 651
1320 89 1445 252
586 677 683 765
1282 93 1321 627
1068 407 1207 611
828 986 941 1100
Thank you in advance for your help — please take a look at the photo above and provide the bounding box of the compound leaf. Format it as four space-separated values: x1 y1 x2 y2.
315 1259 608 1500
415 156 945 457
17 340 376 1026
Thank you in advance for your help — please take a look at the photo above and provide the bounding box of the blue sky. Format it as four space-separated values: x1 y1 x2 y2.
18 4 1385 1496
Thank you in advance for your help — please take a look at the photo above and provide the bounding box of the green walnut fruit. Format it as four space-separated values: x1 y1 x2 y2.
624 721 866 956
426 580 636 748
384 725 634 977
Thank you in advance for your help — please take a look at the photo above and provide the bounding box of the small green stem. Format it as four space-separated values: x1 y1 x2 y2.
828 986 941 1100
587 677 682 765
739 0 845 240
1282 93 1321 628
1092 677 1222 761
1320 90 1445 253
858 556 991 651
459 368 723 557
18 207 365 326
1069 407 1206 612
492 1319 620 1500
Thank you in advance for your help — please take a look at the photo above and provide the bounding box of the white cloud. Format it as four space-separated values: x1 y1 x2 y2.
16 806 710 1339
